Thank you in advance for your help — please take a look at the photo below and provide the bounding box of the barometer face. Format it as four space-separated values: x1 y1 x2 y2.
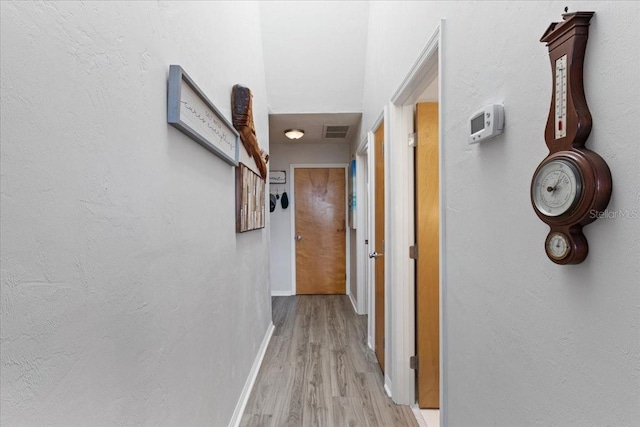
532 158 582 217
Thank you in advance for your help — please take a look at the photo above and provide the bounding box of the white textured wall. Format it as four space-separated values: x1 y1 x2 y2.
0 2 271 426
363 1 640 426
269 142 349 294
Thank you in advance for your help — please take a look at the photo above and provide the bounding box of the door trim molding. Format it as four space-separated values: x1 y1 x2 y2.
391 21 441 105
371 110 385 137
366 109 386 370
386 20 444 407
354 136 369 315
357 133 369 155
366 130 376 351
289 164 350 296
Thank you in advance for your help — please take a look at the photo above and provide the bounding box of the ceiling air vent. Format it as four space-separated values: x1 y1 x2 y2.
323 125 350 139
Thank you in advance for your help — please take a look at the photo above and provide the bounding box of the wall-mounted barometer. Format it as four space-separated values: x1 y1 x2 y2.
531 11 612 264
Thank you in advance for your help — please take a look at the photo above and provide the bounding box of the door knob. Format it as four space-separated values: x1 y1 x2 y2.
369 252 383 258
295 235 302 241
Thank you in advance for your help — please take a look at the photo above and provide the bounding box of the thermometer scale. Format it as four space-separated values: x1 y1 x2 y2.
555 55 567 139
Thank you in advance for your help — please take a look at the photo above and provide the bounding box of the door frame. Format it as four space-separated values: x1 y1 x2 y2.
385 20 445 410
289 164 350 296
364 112 384 356
355 136 369 315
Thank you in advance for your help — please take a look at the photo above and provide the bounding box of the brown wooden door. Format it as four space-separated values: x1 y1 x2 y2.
415 102 440 408
295 168 346 294
373 123 385 371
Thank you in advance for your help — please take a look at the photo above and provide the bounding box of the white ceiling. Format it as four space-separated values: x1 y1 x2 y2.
269 112 362 145
259 1 369 144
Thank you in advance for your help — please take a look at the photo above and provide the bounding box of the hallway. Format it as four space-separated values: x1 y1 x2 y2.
240 296 418 427
2 2 638 426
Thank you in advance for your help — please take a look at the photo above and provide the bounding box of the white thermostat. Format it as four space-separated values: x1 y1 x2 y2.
469 104 504 143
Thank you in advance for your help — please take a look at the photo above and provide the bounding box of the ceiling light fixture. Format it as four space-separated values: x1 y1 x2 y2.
284 129 305 140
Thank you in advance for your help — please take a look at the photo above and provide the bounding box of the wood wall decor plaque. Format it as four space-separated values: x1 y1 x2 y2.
236 163 266 233
167 65 239 166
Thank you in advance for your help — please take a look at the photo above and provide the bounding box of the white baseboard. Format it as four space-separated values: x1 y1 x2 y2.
271 290 292 297
410 404 429 427
368 335 374 351
348 293 358 313
384 375 392 398
228 322 275 427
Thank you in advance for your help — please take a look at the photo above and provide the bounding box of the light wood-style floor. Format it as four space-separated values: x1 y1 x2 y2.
240 295 418 427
